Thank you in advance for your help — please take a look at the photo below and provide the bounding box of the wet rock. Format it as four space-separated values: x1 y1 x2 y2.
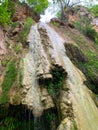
57 118 74 130
0 28 7 60
65 43 88 63
40 88 54 109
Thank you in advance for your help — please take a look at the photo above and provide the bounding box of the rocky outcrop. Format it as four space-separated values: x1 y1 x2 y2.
19 23 98 129
0 28 7 60
65 43 88 63
1 20 98 130
12 2 40 22
0 27 7 95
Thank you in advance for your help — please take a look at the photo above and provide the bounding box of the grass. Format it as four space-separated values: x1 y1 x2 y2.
15 44 22 54
19 17 35 44
66 28 98 93
0 60 17 103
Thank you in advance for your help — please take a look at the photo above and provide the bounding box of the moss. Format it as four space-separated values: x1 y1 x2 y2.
18 58 24 87
0 105 34 130
0 60 18 103
15 43 22 54
65 28 98 94
46 66 67 98
19 17 35 44
81 51 98 93
42 109 58 130
73 120 78 130
1 59 8 67
52 21 59 27
11 21 19 31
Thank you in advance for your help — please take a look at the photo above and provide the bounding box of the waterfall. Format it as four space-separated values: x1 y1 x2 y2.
39 22 98 130
22 22 98 130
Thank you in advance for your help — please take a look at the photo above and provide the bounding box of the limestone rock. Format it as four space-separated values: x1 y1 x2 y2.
57 118 74 130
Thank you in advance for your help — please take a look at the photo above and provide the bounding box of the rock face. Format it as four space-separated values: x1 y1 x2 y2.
19 22 98 129
0 21 98 129
0 28 7 60
0 28 7 95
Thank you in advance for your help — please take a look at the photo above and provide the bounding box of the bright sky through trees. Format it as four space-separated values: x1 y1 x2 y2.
40 0 98 22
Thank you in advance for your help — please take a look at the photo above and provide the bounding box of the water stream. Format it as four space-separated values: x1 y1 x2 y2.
23 22 98 130
40 22 98 130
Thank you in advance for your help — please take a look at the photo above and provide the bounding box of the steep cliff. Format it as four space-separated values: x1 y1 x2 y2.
0 3 98 130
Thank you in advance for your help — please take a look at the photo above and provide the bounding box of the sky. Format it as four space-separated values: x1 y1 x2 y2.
40 0 98 22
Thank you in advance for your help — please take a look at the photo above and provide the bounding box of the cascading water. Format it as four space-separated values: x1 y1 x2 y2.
38 22 98 130
22 22 98 130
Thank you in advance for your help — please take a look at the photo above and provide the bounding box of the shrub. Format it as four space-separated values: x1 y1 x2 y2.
0 0 11 26
0 0 15 26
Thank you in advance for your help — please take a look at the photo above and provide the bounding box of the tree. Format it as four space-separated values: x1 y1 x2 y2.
53 0 95 22
25 0 49 14
53 0 81 21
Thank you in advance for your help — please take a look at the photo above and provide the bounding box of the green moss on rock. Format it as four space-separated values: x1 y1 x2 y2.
0 60 18 103
19 17 35 44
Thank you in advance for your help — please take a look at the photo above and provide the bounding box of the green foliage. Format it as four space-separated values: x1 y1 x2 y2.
11 21 19 31
0 0 11 26
46 67 66 98
0 105 35 130
43 109 58 130
18 58 24 87
1 59 8 67
77 51 98 93
90 5 98 17
25 0 49 13
46 112 56 129
82 26 98 41
0 0 15 26
15 44 22 54
19 17 34 44
74 16 98 41
0 60 17 103
73 120 78 130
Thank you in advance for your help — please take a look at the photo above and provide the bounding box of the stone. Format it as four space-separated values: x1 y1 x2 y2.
57 118 74 130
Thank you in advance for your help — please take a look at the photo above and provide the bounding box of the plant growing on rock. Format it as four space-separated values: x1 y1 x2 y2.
0 60 17 103
46 66 67 98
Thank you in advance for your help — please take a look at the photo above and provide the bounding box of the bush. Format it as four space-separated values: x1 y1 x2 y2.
0 0 15 26
0 0 11 26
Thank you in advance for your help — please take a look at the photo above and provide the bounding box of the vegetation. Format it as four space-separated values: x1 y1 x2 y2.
0 0 11 26
46 66 67 98
74 16 98 42
82 51 98 93
0 105 34 130
19 17 34 44
0 0 48 26
0 60 17 103
90 5 98 17
43 109 58 130
15 44 22 54
65 41 98 93
27 0 49 13
18 58 24 87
